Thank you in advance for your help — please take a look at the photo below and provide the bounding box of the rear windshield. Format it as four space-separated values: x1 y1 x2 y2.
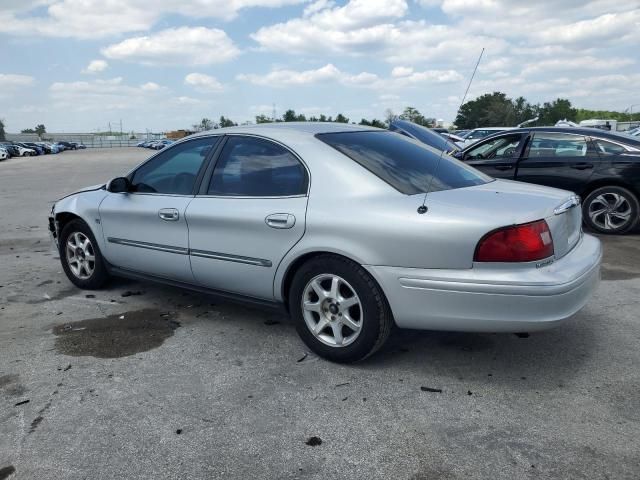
317 131 492 195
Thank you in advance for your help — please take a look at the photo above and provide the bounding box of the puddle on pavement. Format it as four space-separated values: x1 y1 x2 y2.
53 309 180 358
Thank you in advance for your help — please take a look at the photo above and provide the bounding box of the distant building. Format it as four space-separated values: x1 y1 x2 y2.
166 130 194 139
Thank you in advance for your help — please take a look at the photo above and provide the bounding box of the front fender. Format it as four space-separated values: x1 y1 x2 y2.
52 189 109 253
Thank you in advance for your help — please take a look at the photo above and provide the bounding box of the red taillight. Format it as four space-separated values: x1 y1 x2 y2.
474 220 554 262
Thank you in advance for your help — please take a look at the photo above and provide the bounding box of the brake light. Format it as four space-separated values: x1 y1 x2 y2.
474 220 554 262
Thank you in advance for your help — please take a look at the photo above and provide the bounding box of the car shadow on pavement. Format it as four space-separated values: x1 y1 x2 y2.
364 318 597 389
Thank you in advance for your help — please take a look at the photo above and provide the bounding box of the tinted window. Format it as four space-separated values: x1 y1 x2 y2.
594 139 627 155
208 136 307 196
467 134 522 160
526 133 588 158
131 137 218 194
317 131 492 195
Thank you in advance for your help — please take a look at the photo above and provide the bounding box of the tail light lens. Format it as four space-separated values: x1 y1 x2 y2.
474 220 554 262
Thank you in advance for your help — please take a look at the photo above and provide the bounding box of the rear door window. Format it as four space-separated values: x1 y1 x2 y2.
207 136 308 197
525 133 590 158
594 139 627 155
317 131 492 195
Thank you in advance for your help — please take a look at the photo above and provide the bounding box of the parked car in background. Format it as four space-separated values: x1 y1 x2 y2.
12 144 37 156
459 127 515 146
39 142 60 154
150 139 174 150
389 120 459 153
71 142 86 149
49 123 601 362
453 127 640 234
20 142 45 155
441 132 465 146
0 143 15 157
625 127 640 137
57 141 76 150
0 147 8 161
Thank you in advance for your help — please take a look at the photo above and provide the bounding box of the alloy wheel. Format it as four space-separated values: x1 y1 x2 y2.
588 192 632 231
66 232 96 279
301 274 363 347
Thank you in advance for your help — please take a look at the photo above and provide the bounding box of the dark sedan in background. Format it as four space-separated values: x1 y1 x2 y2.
453 127 640 234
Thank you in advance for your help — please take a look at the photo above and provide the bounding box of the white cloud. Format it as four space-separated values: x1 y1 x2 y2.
82 59 108 74
0 73 35 88
0 0 307 38
237 64 380 87
140 82 162 91
102 27 240 66
185 73 224 92
48 77 167 111
251 3 507 65
391 66 413 77
237 63 462 89
521 56 635 76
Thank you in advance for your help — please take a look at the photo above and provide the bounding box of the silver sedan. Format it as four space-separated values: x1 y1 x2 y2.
49 123 602 362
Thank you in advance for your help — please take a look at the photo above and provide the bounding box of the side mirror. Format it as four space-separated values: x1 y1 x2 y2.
107 177 131 193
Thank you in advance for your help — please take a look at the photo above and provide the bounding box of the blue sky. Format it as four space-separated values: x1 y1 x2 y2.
0 0 638 132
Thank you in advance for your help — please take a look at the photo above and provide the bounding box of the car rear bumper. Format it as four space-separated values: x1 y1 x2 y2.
366 233 602 332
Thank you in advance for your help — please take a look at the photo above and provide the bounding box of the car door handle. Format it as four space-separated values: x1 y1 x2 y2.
494 165 514 171
158 208 179 221
570 163 594 170
265 213 295 229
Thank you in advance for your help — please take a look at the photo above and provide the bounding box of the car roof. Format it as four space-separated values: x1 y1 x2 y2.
464 126 640 149
512 126 640 143
190 122 374 139
471 127 514 130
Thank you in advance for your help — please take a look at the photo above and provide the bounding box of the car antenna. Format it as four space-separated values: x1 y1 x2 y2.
418 47 485 215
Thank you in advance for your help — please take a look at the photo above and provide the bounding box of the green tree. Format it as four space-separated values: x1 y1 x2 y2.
255 114 273 124
455 92 516 128
0 119 5 141
21 128 36 134
334 113 349 123
35 124 46 136
538 98 576 125
283 109 298 122
359 118 386 128
513 96 538 125
219 116 236 128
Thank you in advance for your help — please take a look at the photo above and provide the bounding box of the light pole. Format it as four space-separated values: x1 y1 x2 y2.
626 104 640 121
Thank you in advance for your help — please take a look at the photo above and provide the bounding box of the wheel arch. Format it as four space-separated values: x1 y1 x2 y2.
55 211 83 233
279 250 376 312
580 178 640 201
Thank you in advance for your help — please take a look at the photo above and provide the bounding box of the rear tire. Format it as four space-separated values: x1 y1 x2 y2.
288 255 393 363
583 186 639 234
59 219 110 289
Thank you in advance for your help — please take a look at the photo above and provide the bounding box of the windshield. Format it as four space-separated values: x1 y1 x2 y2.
317 131 492 195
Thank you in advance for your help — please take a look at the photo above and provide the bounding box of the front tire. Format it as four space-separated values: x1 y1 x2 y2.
59 219 110 289
583 186 639 234
288 255 393 363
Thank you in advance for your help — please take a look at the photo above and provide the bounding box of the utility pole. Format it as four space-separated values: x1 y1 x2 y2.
272 103 276 122
108 122 111 135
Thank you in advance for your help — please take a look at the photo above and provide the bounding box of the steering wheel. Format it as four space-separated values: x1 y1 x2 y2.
502 147 516 157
